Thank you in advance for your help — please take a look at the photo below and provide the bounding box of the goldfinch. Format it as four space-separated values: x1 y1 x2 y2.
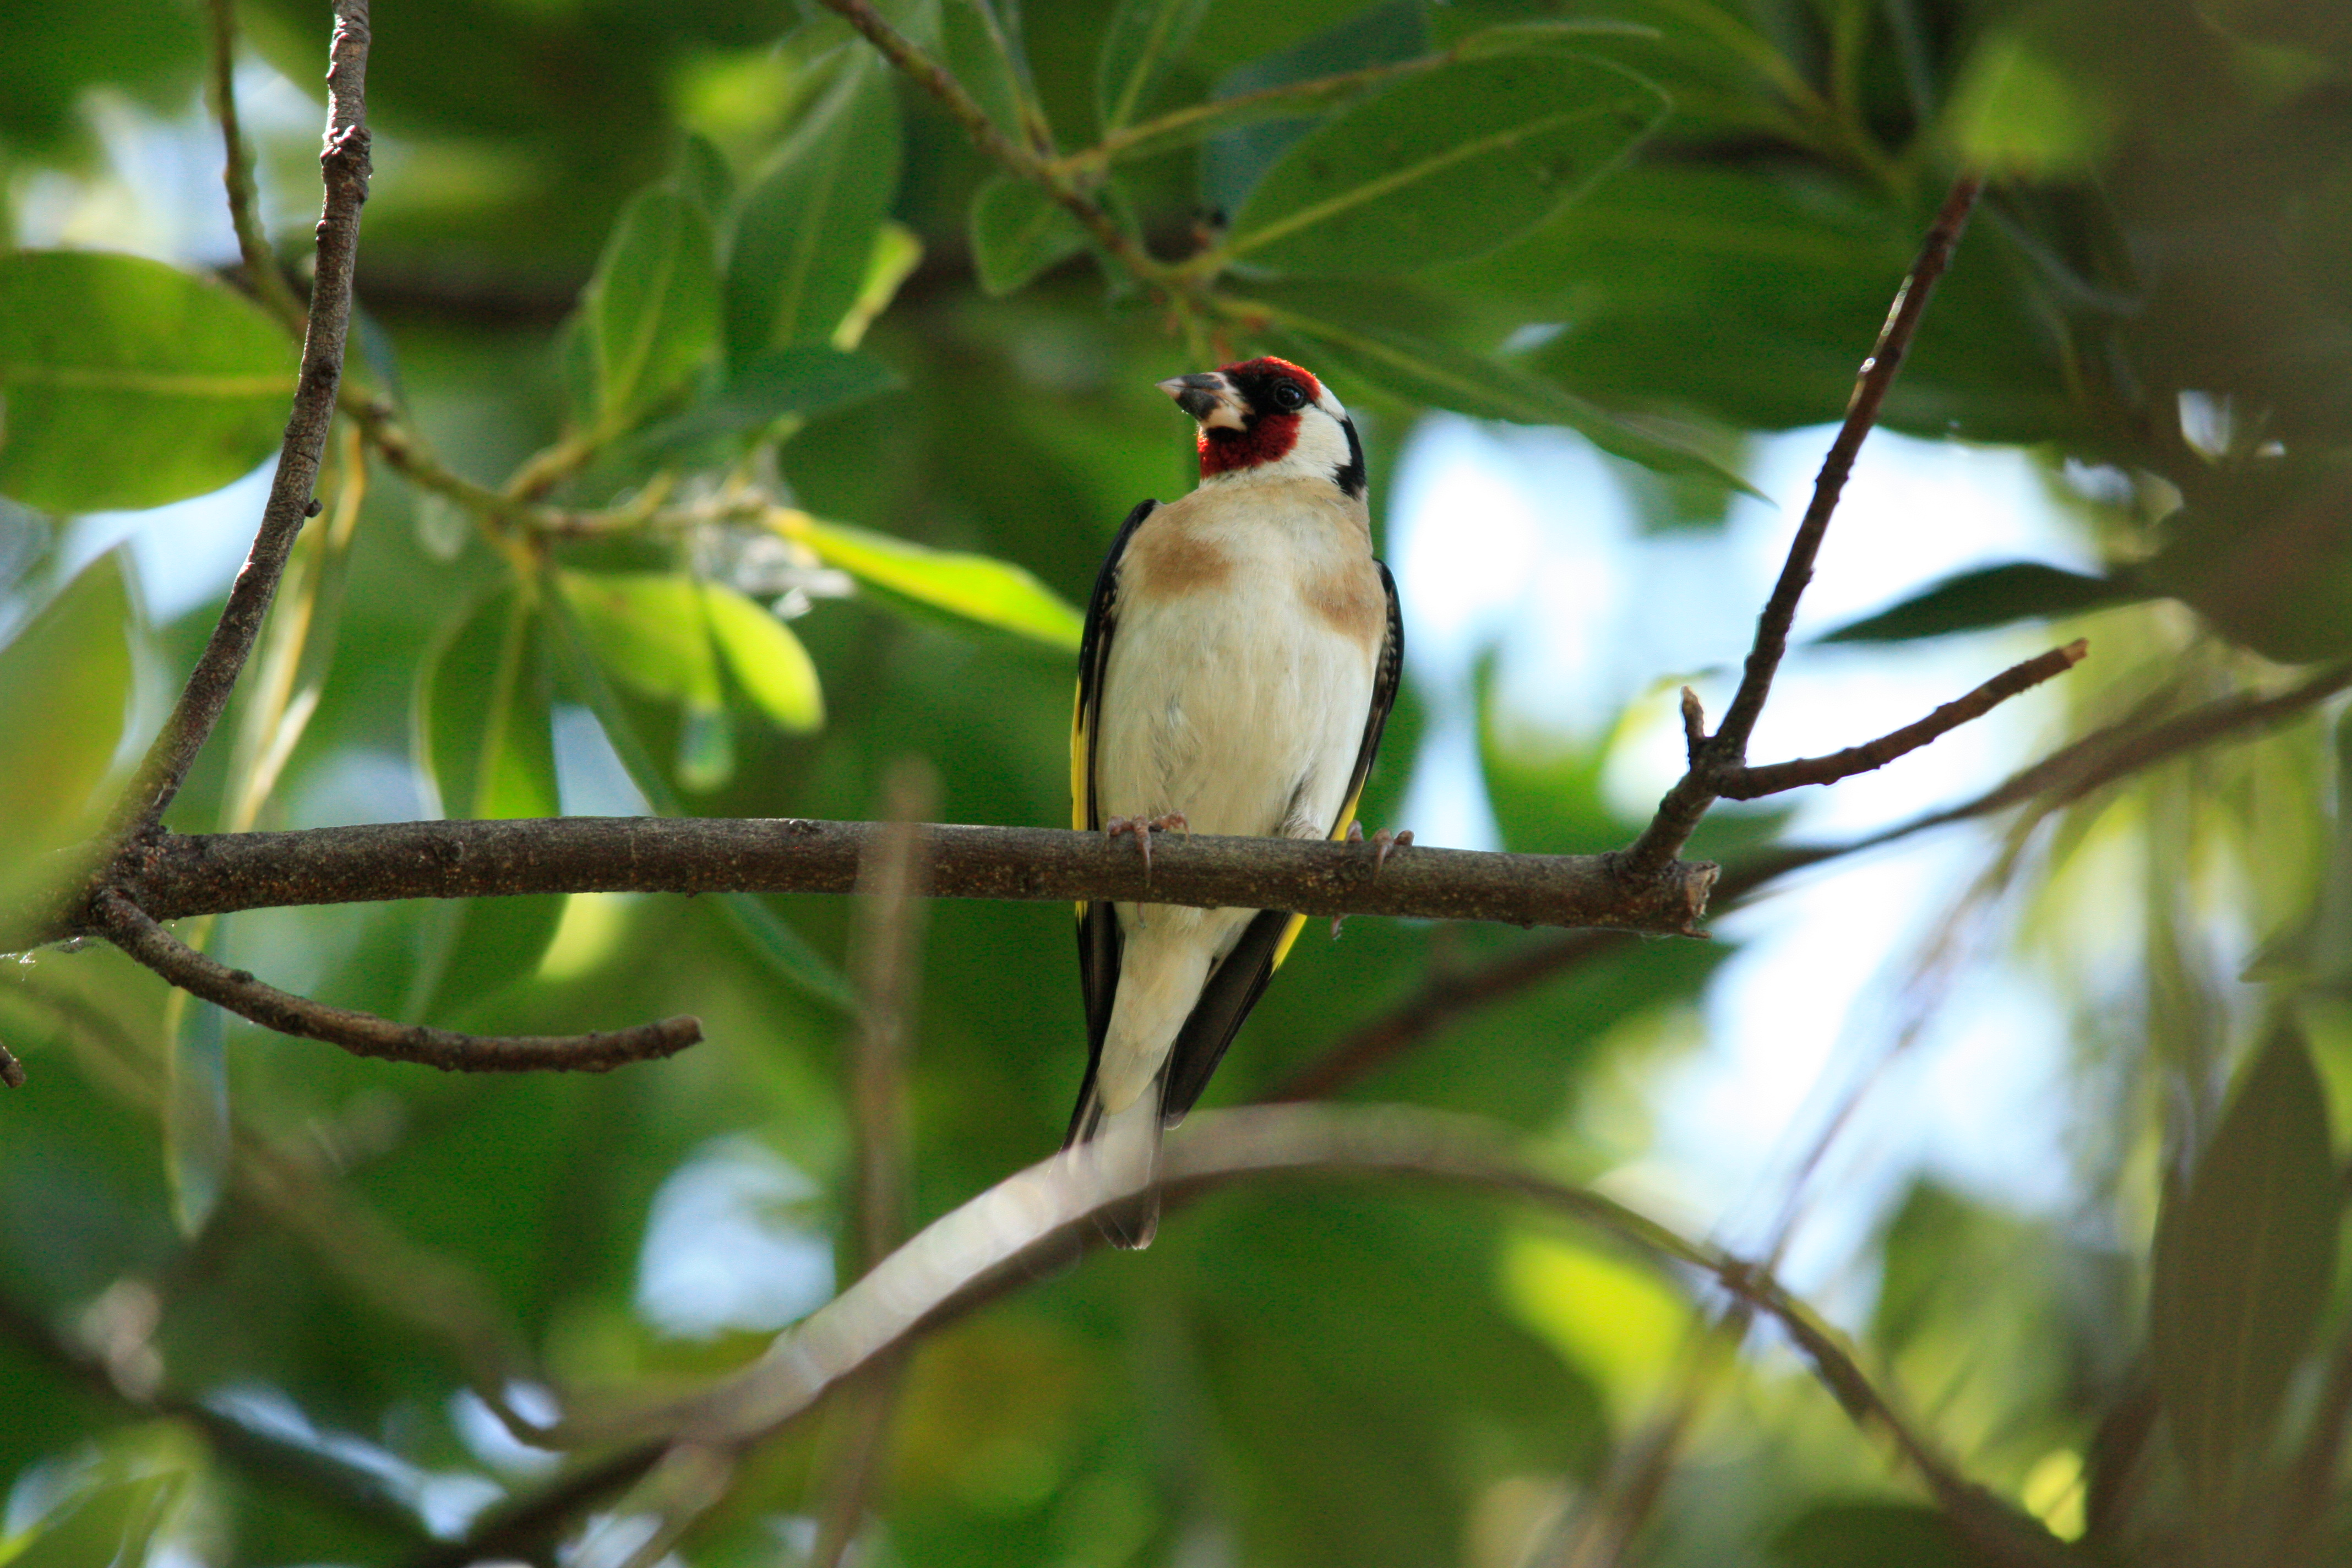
1066 357 1403 1248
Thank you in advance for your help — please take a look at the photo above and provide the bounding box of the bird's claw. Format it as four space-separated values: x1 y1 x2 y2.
1334 824 1415 935
1105 814 1189 878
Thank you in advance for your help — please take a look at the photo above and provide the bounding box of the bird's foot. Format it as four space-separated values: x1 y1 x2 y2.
1333 823 1415 935
1104 814 1189 877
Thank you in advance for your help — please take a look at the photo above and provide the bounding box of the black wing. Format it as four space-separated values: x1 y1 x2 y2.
1160 559 1404 1124
1065 499 1157 1146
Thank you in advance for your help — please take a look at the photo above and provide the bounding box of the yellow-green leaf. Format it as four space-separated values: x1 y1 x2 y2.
0 251 295 512
779 514 1084 649
703 581 824 732
585 185 722 430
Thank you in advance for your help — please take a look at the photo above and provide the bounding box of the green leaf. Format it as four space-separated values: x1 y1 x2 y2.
725 52 903 361
833 220 925 350
1097 0 1212 134
1222 54 1664 276
164 974 228 1237
1771 1501 1986 1568
1200 0 1431 218
940 0 1030 139
0 1472 179 1568
584 185 721 431
1820 562 2144 643
779 514 1084 649
635 346 901 454
410 585 565 1016
0 250 294 513
556 570 733 790
703 581 824 733
2151 1024 2343 1525
1266 308 1756 491
541 592 855 1010
1945 29 2114 179
0 552 134 910
968 176 1088 296
674 132 735 220
2142 464 2352 664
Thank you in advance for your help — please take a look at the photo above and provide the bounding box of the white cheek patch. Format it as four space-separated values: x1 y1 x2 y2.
1198 400 1248 432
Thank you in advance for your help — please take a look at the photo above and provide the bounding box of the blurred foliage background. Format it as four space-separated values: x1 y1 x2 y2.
3 0 2352 1563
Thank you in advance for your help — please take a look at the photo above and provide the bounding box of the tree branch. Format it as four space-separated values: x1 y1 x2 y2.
107 0 372 840
1616 170 1985 878
17 818 1717 952
205 0 307 334
1717 639 2087 801
88 891 701 1073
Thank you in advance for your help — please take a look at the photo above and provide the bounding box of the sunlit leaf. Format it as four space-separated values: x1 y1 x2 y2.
0 1472 181 1568
968 176 1087 297
557 569 735 790
1222 54 1665 276
2151 1023 2343 1524
0 551 134 910
0 250 293 512
834 220 925 350
726 51 903 361
584 184 721 431
1268 308 1756 490
776 513 1084 649
1820 562 2143 643
1097 0 1212 134
1946 30 2114 179
703 581 824 733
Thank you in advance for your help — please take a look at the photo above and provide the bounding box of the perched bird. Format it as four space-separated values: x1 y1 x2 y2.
1066 357 1404 1248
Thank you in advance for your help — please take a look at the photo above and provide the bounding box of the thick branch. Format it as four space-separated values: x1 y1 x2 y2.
110 1 372 839
1719 639 2087 801
21 818 1717 950
1618 171 1984 877
89 891 701 1073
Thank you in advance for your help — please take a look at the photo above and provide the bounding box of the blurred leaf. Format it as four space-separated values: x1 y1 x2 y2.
1820 562 2144 643
1200 0 1430 216
541 592 853 1009
726 52 903 362
411 584 565 1016
0 552 133 909
584 184 721 432
777 513 1085 648
635 345 901 454
1946 29 2114 179
556 569 733 790
940 0 1030 139
2150 1023 2343 1523
1221 55 1664 277
969 176 1088 297
2143 465 2352 663
1097 0 1212 134
1771 1501 1986 1567
0 1472 180 1568
674 132 735 220
0 251 293 513
163 976 228 1237
703 581 824 733
833 220 925 350
1267 307 1756 490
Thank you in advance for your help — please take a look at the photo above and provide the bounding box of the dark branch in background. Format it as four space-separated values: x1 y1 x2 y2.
106 0 372 840
205 0 307 334
0 1038 23 1090
31 818 1718 951
90 891 703 1073
1617 171 1988 879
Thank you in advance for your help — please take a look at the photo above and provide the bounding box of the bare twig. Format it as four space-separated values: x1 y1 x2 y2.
812 0 1172 289
0 1038 24 1089
205 0 307 333
89 891 701 1072
108 0 374 840
1719 640 2087 800
1617 171 1986 878
23 817 1718 953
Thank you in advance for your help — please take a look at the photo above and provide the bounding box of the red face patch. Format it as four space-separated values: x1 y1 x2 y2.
1197 412 1302 477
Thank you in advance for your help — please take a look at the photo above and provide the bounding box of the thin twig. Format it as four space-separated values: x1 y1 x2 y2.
1278 656 2351 1102
108 0 373 840
812 0 1172 289
1617 171 1985 878
90 891 702 1072
806 761 937 1568
24 818 1718 952
205 0 307 333
1719 640 2087 800
0 1038 24 1089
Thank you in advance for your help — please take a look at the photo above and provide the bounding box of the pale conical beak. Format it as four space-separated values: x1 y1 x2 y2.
1158 372 1244 429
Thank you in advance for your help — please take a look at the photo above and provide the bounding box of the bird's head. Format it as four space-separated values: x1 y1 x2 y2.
1158 357 1365 500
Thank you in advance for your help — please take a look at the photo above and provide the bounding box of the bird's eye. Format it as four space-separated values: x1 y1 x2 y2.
1272 381 1307 410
